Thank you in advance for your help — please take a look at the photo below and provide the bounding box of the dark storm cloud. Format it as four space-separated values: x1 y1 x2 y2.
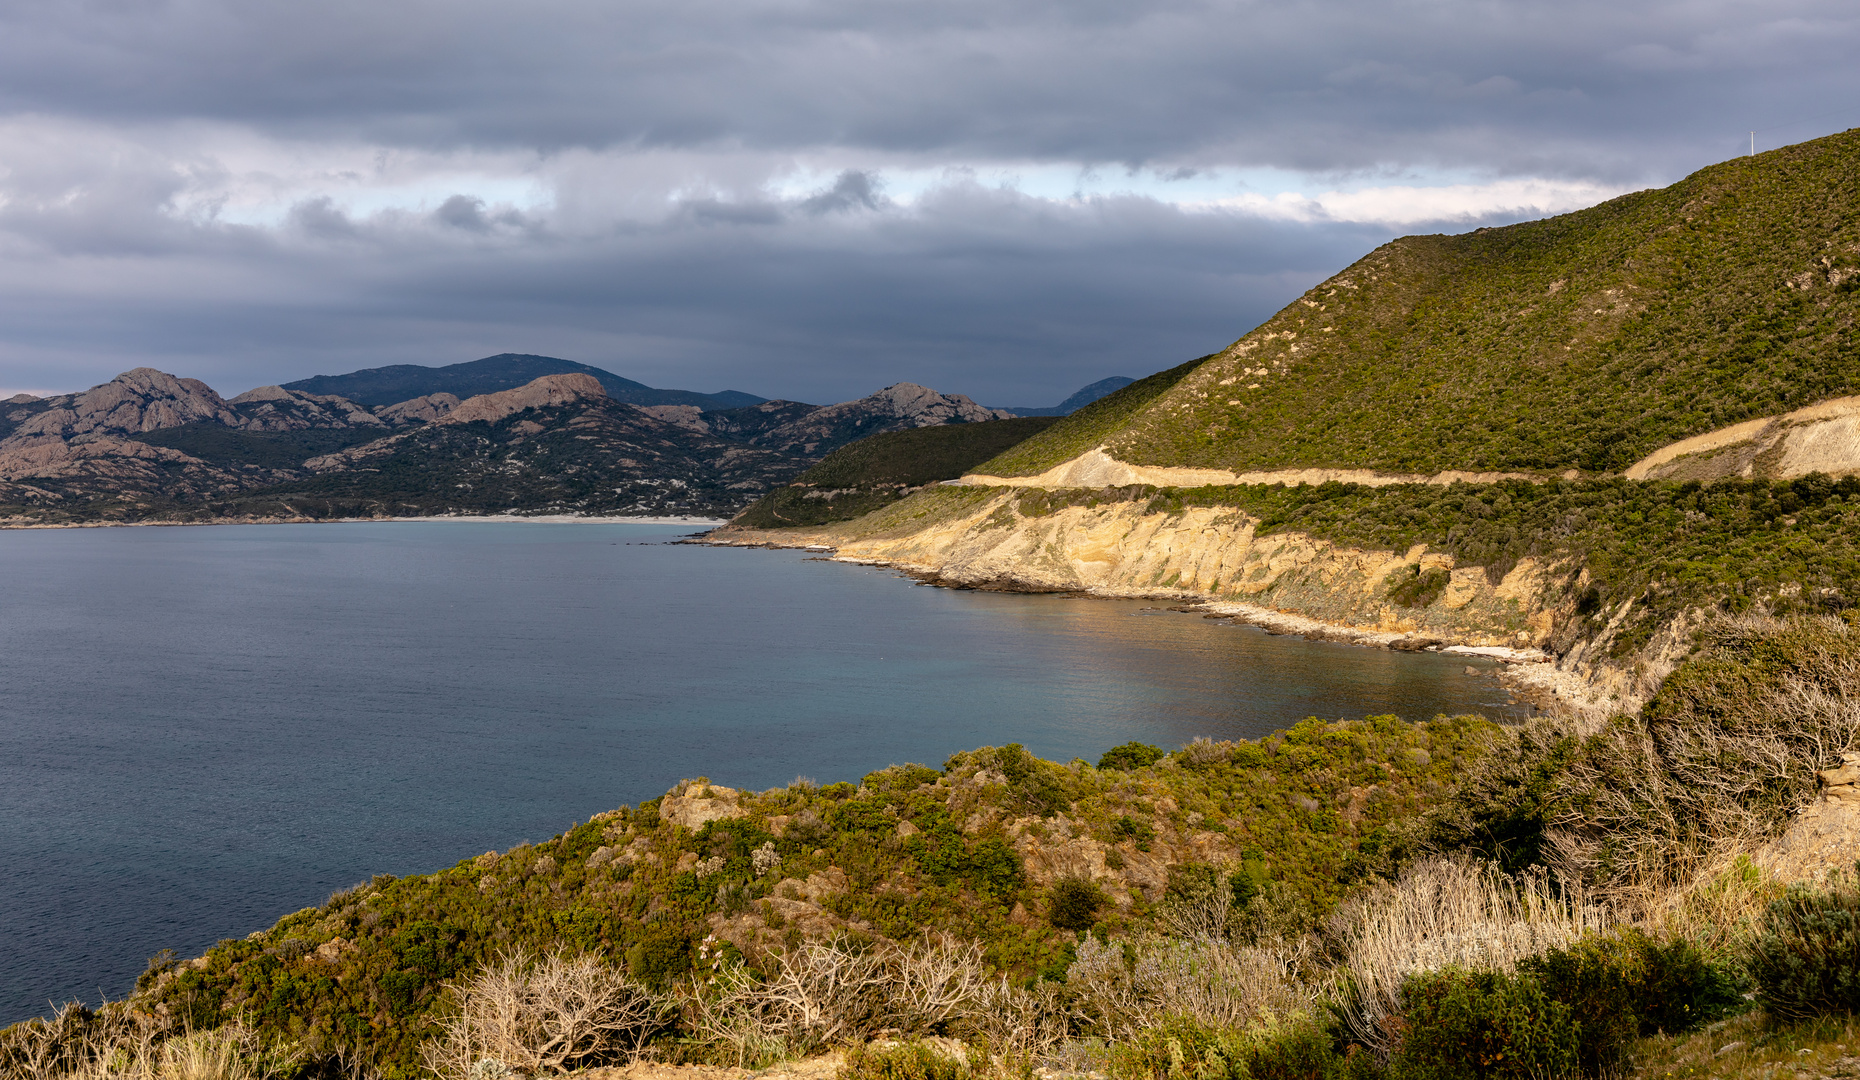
0 175 1383 404
0 0 1856 402
0 0 1854 176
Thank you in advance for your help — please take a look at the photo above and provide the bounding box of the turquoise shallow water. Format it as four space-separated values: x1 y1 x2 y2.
0 520 1520 1022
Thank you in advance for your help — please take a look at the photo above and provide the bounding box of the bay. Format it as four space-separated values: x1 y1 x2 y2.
0 520 1520 1022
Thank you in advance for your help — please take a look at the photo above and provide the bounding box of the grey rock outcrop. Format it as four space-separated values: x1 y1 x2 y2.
437 373 607 426
10 368 237 441
373 393 462 425
747 383 1012 457
659 782 746 831
229 385 388 431
1756 752 1860 883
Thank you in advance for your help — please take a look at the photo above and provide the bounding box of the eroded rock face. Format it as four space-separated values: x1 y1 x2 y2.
781 494 1557 649
229 386 387 431
749 383 1013 457
1757 754 1860 883
659 782 746 831
438 373 607 426
638 405 709 433
1626 396 1860 482
373 393 461 425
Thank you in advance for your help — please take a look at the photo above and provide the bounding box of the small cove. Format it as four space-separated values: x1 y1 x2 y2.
0 520 1521 1022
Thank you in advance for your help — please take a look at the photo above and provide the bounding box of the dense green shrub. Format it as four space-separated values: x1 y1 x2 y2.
1105 132 1860 479
988 743 1074 817
1112 815 1156 851
841 1041 973 1080
1517 928 1745 1074
1111 1013 1345 1080
1747 872 1860 1019
1386 566 1451 609
1049 877 1108 931
119 724 1498 1079
1099 742 1166 771
978 357 1212 478
1387 969 1577 1080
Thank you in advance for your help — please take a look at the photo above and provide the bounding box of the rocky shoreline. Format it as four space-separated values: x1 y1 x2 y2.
698 531 1589 718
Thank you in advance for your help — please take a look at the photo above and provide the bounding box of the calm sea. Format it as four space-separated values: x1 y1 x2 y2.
0 521 1521 1022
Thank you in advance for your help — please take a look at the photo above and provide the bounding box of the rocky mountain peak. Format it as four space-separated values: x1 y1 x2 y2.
229 386 387 431
10 367 238 441
437 373 608 426
741 382 1012 457
374 393 462 425
861 383 1011 425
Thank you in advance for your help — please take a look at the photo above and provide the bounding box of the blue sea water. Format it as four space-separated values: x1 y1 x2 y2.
0 520 1521 1022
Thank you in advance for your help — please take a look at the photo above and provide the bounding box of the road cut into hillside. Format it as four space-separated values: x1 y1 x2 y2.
956 446 1555 489
1625 395 1860 482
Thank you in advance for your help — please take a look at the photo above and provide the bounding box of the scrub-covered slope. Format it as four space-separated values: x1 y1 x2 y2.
732 416 1059 528
985 129 1860 479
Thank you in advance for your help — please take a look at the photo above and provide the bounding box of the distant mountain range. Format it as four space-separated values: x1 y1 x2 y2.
279 351 1132 419
997 376 1135 416
0 357 1116 522
281 353 767 411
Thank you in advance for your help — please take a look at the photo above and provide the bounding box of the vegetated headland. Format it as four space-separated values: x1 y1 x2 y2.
14 131 1860 1080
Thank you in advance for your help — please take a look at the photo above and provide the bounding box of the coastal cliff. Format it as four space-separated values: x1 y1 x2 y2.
706 485 1690 718
714 130 1860 718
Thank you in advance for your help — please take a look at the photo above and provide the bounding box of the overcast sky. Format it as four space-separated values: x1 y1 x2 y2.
1 0 1855 406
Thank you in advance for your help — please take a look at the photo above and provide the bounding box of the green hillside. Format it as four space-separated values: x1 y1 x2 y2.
27 609 1860 1080
987 129 1860 478
732 416 1060 528
973 357 1211 476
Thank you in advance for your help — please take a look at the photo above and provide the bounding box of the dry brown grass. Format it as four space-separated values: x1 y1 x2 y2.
1329 855 1610 1058
1063 934 1308 1043
687 936 999 1066
422 950 674 1079
0 1008 294 1080
1548 614 1860 904
1627 1009 1860 1079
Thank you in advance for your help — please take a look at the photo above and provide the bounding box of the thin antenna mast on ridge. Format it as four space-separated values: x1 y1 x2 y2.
1750 131 1756 156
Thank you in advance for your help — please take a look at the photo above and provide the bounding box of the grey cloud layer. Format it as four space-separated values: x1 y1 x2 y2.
3 0 1856 175
1 0 1857 402
0 170 1383 403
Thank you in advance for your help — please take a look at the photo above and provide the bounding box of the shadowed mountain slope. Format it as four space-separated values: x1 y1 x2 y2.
732 415 1061 528
998 375 1137 416
214 376 808 519
730 383 1013 458
281 353 765 411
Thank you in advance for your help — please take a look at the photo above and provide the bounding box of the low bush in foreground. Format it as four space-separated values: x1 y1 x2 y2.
1110 1013 1348 1080
1747 869 1860 1020
1385 969 1577 1080
841 1041 973 1080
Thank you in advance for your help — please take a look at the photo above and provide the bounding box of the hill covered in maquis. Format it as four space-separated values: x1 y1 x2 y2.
731 416 1060 527
70 612 1860 1080
833 131 1860 660
124 716 1500 1077
981 129 1860 480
